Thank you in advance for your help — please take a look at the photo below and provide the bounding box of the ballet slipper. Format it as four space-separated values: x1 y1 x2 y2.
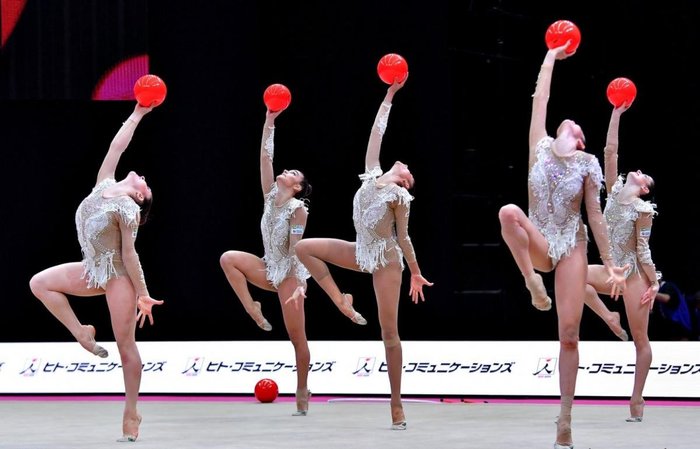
80 325 108 358
391 405 406 430
525 273 552 311
292 388 311 416
607 312 629 341
117 415 142 442
554 415 573 448
340 293 367 325
626 399 645 422
249 301 272 331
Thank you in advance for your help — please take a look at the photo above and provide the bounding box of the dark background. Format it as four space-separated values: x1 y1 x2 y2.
1 0 698 344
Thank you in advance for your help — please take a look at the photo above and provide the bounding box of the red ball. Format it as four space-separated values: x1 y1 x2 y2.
377 53 409 85
133 74 167 107
263 84 292 112
254 378 279 403
606 77 637 108
545 20 581 54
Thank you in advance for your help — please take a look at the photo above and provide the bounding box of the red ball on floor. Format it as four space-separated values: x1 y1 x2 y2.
254 378 279 403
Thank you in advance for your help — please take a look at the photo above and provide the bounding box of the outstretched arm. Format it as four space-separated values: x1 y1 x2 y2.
583 172 627 297
636 212 660 305
118 216 163 328
285 207 310 309
96 103 152 185
365 77 406 171
529 44 573 167
393 201 433 303
260 109 282 196
603 105 628 193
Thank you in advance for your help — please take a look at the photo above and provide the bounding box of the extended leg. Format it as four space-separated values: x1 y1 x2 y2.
622 274 652 422
372 263 405 429
105 276 142 441
552 244 587 447
277 278 311 416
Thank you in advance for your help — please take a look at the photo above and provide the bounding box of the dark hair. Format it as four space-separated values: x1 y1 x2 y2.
138 195 153 225
641 178 655 200
294 175 312 200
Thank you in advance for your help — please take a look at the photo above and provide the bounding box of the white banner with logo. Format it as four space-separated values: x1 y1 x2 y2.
0 341 698 397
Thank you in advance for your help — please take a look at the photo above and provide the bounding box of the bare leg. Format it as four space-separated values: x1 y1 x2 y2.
498 204 554 310
277 277 311 415
220 251 276 331
372 262 405 429
622 274 652 421
552 243 587 447
295 238 367 324
104 276 142 440
584 265 628 340
29 262 108 356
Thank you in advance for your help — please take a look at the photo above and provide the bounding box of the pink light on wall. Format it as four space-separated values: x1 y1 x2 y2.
92 54 150 101
1 0 28 47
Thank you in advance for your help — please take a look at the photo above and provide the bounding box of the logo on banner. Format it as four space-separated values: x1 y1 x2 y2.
20 358 41 377
533 357 557 378
182 357 204 376
353 357 376 376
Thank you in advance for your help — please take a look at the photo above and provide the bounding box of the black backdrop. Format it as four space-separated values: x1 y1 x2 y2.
2 0 698 344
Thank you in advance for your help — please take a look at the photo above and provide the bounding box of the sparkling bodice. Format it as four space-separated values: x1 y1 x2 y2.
75 178 140 289
352 166 415 273
528 137 604 264
605 176 656 276
260 183 310 288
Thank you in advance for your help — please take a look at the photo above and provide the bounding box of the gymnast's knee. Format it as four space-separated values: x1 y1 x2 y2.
498 204 521 225
559 329 579 350
382 331 401 348
294 240 310 258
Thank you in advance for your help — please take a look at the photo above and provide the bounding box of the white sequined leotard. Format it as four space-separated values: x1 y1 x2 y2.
605 175 657 278
75 178 143 289
260 183 310 288
528 137 608 266
352 166 416 273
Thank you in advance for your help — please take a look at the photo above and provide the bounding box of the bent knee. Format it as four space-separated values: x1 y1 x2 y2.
219 251 239 268
584 283 597 297
498 204 522 225
294 240 310 257
29 273 47 297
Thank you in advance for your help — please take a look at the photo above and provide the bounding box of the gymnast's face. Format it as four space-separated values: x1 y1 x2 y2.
557 119 586 150
393 161 414 189
277 169 305 192
628 170 654 195
126 171 152 203
277 169 303 183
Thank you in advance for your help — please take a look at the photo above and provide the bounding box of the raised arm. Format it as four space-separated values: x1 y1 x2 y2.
529 44 574 167
260 109 282 196
96 104 152 185
118 215 163 327
603 106 627 193
365 77 406 171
